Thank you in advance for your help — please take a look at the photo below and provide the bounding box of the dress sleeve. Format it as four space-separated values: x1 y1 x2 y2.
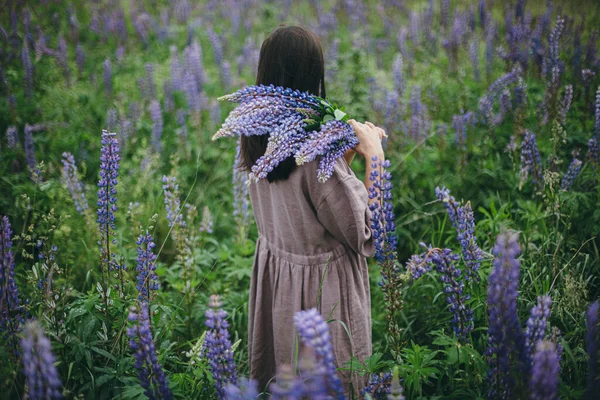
313 159 375 258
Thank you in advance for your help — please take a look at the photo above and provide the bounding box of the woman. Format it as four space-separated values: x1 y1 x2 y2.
241 24 386 396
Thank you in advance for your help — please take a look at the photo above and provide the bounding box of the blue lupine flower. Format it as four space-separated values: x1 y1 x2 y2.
127 303 173 400
6 126 18 149
478 67 521 124
1 216 25 356
368 156 397 264
524 296 552 365
430 248 473 341
293 308 344 400
162 176 185 228
529 341 560 400
97 130 121 273
362 371 392 399
560 158 582 191
61 152 88 216
20 321 62 399
595 86 600 135
269 364 307 399
149 100 163 153
224 378 259 400
135 231 159 302
103 58 112 97
590 137 600 167
452 111 476 150
435 186 484 281
520 131 543 191
215 84 357 183
585 301 599 397
22 39 34 99
75 44 85 76
202 295 238 398
486 231 524 399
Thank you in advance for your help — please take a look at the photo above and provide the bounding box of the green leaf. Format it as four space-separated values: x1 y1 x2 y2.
322 114 334 123
334 109 347 120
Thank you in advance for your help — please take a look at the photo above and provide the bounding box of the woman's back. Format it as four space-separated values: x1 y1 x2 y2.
247 157 375 395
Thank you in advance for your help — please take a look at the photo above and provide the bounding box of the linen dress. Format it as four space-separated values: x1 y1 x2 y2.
247 156 375 396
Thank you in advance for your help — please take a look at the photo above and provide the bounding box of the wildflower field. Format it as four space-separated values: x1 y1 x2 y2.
1 0 600 399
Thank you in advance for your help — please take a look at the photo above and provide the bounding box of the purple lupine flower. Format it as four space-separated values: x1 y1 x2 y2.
6 126 18 149
269 364 310 399
61 152 88 216
295 119 358 182
478 67 521 124
392 53 404 96
118 117 132 145
560 158 582 191
162 176 185 228
141 63 156 100
588 137 600 166
594 86 600 136
232 140 250 228
362 371 392 399
585 301 599 397
103 58 112 97
452 111 476 150
559 85 573 125
520 131 543 191
129 102 141 124
135 231 159 302
486 231 524 399
430 248 474 341
435 187 484 280
221 60 232 92
202 294 238 398
149 100 163 153
368 156 397 264
24 124 39 182
163 81 174 112
22 39 34 99
174 0 192 23
543 16 565 86
409 11 420 45
214 85 353 183
20 321 62 399
56 35 70 81
524 296 552 364
97 130 120 274
470 39 480 81
183 69 201 113
485 20 495 78
127 303 173 400
169 46 183 92
1 216 25 356
529 341 560 400
207 26 224 66
405 246 433 279
183 39 205 90
294 308 344 399
75 44 85 76
224 378 259 400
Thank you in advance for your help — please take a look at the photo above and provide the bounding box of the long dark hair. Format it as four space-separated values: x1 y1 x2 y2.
239 25 326 182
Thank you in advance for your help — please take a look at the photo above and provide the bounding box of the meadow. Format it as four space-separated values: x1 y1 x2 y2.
1 0 600 399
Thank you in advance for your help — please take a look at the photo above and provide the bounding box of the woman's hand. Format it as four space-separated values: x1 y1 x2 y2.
348 119 386 160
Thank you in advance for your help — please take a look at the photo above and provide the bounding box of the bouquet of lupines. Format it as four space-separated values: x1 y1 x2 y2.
213 84 358 183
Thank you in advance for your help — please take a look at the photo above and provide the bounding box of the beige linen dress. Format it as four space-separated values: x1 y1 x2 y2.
247 156 375 396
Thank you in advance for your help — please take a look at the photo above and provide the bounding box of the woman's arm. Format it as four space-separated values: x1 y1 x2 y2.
348 120 386 205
